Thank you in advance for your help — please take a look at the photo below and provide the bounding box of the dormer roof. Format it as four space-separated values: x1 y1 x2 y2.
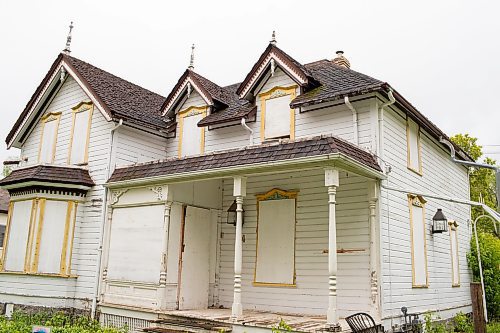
236 44 320 100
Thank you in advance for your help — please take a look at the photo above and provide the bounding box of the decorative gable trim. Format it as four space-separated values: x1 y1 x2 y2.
161 71 214 117
237 45 313 100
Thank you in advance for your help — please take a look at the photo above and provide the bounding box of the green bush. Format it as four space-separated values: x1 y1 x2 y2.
467 232 500 320
0 311 127 333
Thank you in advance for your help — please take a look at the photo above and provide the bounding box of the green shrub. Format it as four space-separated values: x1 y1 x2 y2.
467 232 500 320
488 321 500 333
0 311 127 333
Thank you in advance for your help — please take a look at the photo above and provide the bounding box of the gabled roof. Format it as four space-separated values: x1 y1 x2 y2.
236 44 320 99
0 165 95 188
7 53 169 147
108 134 382 185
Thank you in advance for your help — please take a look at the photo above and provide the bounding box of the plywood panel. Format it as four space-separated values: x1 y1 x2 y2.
4 201 32 272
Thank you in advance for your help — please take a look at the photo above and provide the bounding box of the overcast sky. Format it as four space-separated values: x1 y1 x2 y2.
0 0 499 163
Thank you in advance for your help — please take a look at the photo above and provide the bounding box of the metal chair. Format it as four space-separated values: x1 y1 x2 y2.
345 313 384 333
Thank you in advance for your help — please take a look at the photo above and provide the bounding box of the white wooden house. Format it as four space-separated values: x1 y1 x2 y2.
0 37 481 333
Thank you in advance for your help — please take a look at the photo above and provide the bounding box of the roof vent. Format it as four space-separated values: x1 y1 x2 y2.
332 50 350 69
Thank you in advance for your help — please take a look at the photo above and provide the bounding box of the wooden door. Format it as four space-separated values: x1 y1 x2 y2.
178 206 211 309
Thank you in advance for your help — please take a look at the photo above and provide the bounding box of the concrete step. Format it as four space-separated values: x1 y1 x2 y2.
143 315 232 333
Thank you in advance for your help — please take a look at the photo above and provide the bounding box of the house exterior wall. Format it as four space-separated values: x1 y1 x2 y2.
379 104 472 327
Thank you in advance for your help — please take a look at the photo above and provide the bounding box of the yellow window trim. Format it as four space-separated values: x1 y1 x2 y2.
1 198 77 276
449 220 460 287
406 118 423 176
37 112 62 163
254 188 299 287
177 105 206 158
68 101 94 165
408 194 429 288
259 85 297 142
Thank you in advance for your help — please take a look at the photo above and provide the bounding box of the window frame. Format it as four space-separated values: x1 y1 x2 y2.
68 101 94 165
38 112 62 163
259 86 297 142
449 220 460 287
406 118 423 175
408 194 429 288
177 106 206 158
254 188 298 287
0 198 77 277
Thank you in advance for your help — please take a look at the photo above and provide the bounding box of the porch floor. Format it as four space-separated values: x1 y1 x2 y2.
161 308 350 332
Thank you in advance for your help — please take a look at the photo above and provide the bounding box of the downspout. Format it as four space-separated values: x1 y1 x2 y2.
241 117 253 146
344 96 358 145
377 89 396 168
91 119 123 319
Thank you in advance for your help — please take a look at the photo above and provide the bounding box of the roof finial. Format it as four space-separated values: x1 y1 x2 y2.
188 44 195 70
270 30 277 45
63 21 74 55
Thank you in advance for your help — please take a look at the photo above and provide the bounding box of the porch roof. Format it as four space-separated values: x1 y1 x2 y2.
107 135 383 187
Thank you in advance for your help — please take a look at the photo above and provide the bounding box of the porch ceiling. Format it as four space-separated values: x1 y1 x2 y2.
107 135 384 188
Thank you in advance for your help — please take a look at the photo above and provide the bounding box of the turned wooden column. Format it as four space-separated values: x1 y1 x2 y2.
231 176 246 320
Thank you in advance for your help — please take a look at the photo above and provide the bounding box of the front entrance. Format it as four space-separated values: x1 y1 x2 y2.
178 206 211 309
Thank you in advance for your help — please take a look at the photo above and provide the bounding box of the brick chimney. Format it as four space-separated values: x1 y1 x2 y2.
332 51 350 69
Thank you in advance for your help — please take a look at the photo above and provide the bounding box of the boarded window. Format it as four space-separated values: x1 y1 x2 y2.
409 195 428 287
39 114 61 163
179 108 205 157
2 200 33 272
450 222 460 286
1 199 77 275
264 95 291 139
107 205 164 283
69 103 93 164
255 189 297 286
407 119 422 173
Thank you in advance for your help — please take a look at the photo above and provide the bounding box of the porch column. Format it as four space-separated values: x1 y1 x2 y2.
231 176 247 320
368 181 380 320
325 168 340 329
157 185 173 310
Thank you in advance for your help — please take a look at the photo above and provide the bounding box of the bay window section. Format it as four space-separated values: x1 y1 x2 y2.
38 113 61 163
68 102 93 165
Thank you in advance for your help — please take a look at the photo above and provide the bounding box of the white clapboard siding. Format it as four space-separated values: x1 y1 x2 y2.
114 126 167 167
379 106 472 324
217 169 372 316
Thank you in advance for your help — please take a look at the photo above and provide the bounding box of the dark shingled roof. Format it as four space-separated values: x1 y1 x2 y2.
291 60 386 108
108 135 381 183
0 165 95 188
7 54 169 146
0 189 10 213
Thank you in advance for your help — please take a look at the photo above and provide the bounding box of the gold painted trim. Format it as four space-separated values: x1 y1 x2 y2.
66 202 78 275
406 118 423 176
254 188 299 287
60 201 73 274
24 199 38 272
68 101 94 165
0 270 77 278
177 106 207 158
37 112 62 163
258 85 297 142
0 202 14 270
408 194 429 288
449 221 460 287
31 198 46 272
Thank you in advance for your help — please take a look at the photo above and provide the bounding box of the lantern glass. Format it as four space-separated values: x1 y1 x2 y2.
226 200 244 226
432 208 448 234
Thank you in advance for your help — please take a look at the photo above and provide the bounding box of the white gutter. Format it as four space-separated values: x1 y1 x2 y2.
377 89 395 165
241 118 253 146
91 119 123 319
344 96 358 145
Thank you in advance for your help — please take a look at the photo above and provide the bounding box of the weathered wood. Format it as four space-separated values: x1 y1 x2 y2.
470 282 486 333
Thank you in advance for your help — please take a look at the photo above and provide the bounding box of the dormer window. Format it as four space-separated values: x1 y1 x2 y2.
38 112 61 163
68 101 93 165
178 106 206 157
259 86 297 141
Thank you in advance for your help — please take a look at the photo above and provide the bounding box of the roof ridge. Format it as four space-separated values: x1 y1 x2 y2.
63 54 166 99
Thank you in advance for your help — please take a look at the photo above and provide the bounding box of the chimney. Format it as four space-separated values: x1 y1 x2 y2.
332 50 350 69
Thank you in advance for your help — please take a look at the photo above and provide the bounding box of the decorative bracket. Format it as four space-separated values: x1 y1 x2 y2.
111 189 128 205
150 186 164 201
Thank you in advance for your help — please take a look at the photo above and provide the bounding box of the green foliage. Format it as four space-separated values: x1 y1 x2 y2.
424 313 449 333
467 232 500 320
2 164 11 178
453 312 473 333
488 321 500 333
0 311 127 333
450 133 498 234
271 318 292 333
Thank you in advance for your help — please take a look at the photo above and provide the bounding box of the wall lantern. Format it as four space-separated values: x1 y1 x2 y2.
227 200 244 226
432 208 448 234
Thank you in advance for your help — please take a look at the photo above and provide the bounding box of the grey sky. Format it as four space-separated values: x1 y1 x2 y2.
0 0 499 163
